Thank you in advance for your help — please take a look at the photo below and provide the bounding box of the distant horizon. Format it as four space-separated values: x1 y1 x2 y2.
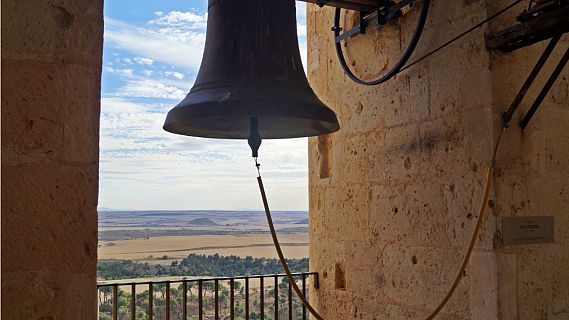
97 207 308 212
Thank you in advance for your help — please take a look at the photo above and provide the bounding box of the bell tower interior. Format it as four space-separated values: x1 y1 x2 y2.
2 0 569 319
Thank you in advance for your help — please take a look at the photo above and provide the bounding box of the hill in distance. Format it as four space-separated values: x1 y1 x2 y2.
188 218 219 226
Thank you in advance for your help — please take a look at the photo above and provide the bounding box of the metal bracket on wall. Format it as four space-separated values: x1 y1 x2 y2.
333 0 429 86
301 0 384 12
333 0 412 43
486 0 569 52
493 1 569 129
298 0 426 86
519 46 569 129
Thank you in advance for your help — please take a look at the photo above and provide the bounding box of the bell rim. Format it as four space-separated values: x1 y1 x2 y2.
163 114 340 140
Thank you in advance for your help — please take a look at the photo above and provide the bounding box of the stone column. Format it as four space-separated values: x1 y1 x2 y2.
306 1 568 319
1 0 103 318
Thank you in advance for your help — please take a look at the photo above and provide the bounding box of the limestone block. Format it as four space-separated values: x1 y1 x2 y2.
1 59 101 165
550 73 568 109
393 65 431 127
419 116 467 180
339 132 381 184
459 68 493 111
542 111 569 175
2 164 98 272
516 249 552 320
340 240 388 299
1 0 103 65
440 160 496 250
337 86 389 134
381 244 470 318
2 270 97 319
496 252 518 320
369 182 447 247
381 123 422 183
428 51 466 119
419 0 488 52
469 251 498 320
546 246 569 318
1 59 64 165
463 107 494 167
62 64 101 164
320 185 369 241
350 294 470 320
308 239 346 291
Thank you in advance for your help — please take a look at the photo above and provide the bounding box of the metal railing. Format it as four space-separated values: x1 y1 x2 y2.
98 272 318 320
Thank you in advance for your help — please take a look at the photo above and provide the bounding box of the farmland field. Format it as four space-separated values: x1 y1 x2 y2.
98 210 309 265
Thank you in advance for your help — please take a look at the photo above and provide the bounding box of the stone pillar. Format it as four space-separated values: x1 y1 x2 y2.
1 0 103 319
307 1 568 319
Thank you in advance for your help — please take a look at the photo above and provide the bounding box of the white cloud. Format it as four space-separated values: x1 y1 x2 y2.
101 97 147 114
104 18 206 72
297 23 307 37
164 71 184 79
299 41 308 71
295 2 308 71
150 10 207 28
134 57 154 66
99 95 309 210
114 79 186 100
143 70 154 76
104 66 133 76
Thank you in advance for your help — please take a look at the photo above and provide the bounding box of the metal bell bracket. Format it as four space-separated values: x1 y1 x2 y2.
299 0 427 86
332 0 413 43
332 0 429 86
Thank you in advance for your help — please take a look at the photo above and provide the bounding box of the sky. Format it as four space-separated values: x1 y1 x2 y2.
99 1 310 211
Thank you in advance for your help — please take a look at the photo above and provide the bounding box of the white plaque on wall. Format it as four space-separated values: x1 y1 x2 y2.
503 216 555 246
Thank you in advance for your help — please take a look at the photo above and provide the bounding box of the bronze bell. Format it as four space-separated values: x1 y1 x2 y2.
163 0 340 144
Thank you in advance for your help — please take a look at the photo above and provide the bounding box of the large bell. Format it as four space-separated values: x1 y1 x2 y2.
163 0 340 140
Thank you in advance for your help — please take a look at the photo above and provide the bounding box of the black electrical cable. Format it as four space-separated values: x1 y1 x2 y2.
333 0 431 85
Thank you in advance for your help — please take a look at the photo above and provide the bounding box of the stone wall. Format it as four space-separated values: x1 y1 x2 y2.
306 1 568 319
1 0 103 319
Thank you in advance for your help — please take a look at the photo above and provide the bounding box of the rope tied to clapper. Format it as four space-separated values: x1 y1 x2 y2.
254 157 325 320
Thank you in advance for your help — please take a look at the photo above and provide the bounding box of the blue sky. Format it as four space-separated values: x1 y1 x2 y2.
99 1 310 211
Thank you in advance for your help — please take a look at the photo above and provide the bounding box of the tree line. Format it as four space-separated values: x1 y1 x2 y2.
98 254 310 319
98 254 309 280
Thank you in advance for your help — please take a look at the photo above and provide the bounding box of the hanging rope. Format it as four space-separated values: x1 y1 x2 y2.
255 125 505 319
256 166 325 320
422 127 505 319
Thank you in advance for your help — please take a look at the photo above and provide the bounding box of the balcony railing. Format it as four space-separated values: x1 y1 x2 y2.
98 272 318 320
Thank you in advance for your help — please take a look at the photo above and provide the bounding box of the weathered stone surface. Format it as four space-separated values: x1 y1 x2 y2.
469 252 498 320
1 0 103 64
307 0 569 319
1 0 102 318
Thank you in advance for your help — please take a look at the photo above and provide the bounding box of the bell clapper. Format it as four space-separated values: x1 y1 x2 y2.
248 117 262 158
